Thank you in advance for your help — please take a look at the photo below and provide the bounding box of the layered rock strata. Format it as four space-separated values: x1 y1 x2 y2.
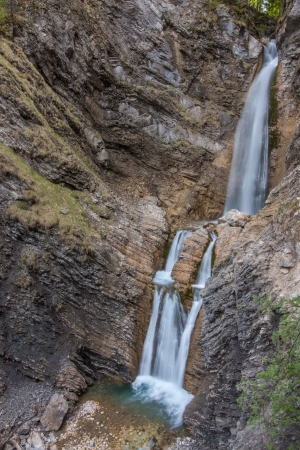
182 4 300 448
2 0 266 224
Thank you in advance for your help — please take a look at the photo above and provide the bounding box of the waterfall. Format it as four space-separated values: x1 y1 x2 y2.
133 229 216 427
224 40 278 215
152 229 191 286
139 229 191 380
174 232 217 387
192 232 217 289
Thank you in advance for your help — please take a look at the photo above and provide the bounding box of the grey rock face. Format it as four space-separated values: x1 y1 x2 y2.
40 393 69 431
0 0 297 448
179 11 300 447
0 378 6 395
272 0 300 186
0 3 264 430
9 0 264 222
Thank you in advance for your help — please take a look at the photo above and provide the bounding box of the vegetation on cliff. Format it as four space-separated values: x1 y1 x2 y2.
238 295 300 449
0 142 105 248
249 0 282 18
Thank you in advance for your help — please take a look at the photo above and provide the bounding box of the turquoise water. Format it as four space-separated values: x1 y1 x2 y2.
57 379 188 450
82 379 186 428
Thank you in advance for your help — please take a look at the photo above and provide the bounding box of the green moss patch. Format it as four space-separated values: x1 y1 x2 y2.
0 142 100 245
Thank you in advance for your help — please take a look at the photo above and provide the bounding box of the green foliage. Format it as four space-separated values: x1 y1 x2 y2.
249 0 281 18
219 0 278 38
0 0 8 26
163 239 172 262
238 295 300 449
225 0 282 19
0 142 101 248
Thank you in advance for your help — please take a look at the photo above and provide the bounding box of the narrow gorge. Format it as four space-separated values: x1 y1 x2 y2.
0 0 299 449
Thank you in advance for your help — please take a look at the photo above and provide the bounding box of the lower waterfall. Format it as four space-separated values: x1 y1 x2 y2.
132 230 216 427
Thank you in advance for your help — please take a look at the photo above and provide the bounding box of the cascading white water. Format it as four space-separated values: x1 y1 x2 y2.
138 288 163 377
175 232 217 387
133 229 216 427
152 229 191 286
175 298 202 388
192 232 217 290
152 290 186 383
140 230 191 377
224 40 278 215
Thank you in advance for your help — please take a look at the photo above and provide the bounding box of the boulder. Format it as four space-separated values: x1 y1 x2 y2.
19 422 30 435
218 209 250 228
96 148 110 166
28 431 45 450
214 223 242 265
40 393 68 432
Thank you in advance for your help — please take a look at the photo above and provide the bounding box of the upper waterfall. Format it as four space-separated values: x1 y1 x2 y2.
224 40 278 216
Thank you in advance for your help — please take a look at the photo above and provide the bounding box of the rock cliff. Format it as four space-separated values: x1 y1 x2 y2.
0 0 262 414
182 2 300 448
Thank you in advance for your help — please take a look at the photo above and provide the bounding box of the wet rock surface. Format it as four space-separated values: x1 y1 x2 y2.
172 227 209 297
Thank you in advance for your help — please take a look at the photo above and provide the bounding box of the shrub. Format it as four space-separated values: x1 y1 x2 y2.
238 295 300 449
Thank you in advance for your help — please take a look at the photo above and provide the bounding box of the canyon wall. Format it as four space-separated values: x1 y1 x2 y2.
0 0 263 413
0 0 299 448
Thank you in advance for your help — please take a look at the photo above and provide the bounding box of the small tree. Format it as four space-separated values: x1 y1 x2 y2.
249 0 282 17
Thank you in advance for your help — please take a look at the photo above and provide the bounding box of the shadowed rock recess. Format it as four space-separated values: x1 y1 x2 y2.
0 0 299 448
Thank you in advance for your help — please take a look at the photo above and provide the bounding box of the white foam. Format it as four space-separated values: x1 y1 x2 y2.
152 270 174 286
132 375 194 428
